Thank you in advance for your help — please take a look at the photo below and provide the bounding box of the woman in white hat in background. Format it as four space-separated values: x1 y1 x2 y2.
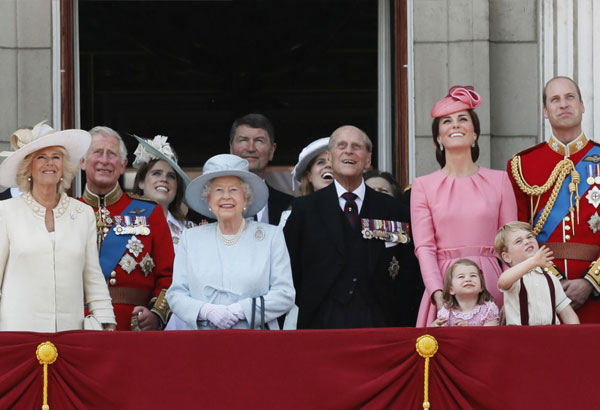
131 134 193 251
0 121 116 332
293 137 333 196
278 137 332 228
166 154 295 330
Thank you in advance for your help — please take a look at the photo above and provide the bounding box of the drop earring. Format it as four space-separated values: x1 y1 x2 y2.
439 142 444 151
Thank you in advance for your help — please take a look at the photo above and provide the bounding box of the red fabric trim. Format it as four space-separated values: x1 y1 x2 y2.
0 326 598 409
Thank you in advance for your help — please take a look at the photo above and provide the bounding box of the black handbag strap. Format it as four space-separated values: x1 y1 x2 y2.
250 296 266 329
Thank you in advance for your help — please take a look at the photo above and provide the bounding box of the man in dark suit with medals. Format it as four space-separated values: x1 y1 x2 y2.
284 125 411 329
507 76 600 323
79 126 174 330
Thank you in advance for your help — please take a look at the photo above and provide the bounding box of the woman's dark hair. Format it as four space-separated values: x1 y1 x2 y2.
363 169 402 198
133 159 186 222
431 109 480 168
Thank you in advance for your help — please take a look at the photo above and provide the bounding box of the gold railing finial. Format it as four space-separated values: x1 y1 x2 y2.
36 341 58 410
416 335 438 410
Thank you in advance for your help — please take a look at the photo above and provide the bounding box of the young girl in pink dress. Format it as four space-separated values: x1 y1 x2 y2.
430 259 499 327
411 86 517 327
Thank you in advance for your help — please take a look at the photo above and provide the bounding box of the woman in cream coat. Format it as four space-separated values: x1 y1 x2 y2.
0 121 116 332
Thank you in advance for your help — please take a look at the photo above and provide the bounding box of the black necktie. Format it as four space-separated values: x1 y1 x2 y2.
342 192 359 227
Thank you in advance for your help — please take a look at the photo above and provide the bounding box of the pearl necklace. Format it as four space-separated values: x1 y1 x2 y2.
217 219 247 246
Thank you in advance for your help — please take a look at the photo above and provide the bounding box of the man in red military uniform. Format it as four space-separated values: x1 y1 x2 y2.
80 126 174 330
507 76 600 322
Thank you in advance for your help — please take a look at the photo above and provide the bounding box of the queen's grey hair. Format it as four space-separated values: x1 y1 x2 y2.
88 126 128 161
201 178 254 211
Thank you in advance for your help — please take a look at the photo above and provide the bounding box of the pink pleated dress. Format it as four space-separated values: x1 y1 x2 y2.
411 167 517 327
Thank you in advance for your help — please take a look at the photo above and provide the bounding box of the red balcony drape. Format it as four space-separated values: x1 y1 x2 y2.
0 325 597 409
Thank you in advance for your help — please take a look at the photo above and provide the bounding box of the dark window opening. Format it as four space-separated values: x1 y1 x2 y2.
79 0 379 175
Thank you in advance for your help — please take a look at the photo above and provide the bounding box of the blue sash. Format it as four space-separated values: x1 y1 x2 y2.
535 145 600 242
99 199 156 279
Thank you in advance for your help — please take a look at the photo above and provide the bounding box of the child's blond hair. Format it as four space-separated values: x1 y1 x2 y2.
494 221 534 258
442 258 494 309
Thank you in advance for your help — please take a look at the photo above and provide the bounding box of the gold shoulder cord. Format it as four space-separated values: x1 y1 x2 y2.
510 156 580 235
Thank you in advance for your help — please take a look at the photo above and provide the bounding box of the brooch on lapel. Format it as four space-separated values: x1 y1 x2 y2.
360 218 410 244
388 257 400 280
254 226 265 241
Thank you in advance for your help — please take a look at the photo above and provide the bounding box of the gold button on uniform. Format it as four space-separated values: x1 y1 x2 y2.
110 271 116 278
565 225 571 231
109 278 116 285
565 234 571 241
565 216 571 222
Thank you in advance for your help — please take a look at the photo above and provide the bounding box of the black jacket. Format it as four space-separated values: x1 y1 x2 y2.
283 183 412 328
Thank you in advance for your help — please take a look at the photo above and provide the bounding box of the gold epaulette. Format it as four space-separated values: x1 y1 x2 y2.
510 156 579 235
127 192 158 204
150 289 171 329
585 259 600 293
543 264 563 280
403 184 412 193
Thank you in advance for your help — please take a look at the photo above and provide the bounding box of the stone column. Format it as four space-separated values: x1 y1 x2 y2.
488 0 539 169
0 0 53 150
412 0 491 177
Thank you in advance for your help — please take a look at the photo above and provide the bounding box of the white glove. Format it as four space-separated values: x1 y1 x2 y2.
227 303 246 320
199 303 238 329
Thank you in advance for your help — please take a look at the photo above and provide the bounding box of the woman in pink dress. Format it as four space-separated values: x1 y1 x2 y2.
411 86 517 327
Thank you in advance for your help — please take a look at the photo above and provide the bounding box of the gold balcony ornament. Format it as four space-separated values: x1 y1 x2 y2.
36 341 58 410
416 335 439 410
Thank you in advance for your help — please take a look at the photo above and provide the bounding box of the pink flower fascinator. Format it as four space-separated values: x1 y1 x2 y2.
430 85 482 118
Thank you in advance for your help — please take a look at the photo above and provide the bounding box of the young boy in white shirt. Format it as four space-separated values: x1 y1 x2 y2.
494 221 579 325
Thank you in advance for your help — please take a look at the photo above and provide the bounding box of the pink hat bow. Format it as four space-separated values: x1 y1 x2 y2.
430 85 482 118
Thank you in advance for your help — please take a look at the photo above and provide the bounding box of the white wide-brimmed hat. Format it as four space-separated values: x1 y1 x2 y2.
0 121 91 187
131 134 191 188
185 154 268 218
291 137 330 190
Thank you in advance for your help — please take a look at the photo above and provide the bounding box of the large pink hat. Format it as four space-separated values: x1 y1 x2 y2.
430 85 482 118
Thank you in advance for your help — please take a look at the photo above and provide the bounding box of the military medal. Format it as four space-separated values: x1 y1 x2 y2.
388 256 399 280
587 164 595 185
126 236 144 257
140 253 155 276
586 186 600 208
595 165 600 185
114 215 151 236
360 218 410 244
588 212 600 234
119 253 137 274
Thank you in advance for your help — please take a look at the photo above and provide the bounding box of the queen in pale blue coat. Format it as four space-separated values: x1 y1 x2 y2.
166 154 295 330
